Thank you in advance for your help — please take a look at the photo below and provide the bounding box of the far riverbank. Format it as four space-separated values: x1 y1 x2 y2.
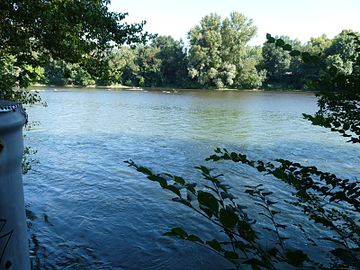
29 84 318 94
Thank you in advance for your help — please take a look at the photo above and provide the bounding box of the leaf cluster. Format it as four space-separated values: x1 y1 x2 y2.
125 159 315 269
208 148 360 268
266 33 360 143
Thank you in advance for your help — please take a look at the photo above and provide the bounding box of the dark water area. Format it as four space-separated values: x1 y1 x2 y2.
24 88 359 269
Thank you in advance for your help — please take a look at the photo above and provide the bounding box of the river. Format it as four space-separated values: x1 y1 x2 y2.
23 88 359 269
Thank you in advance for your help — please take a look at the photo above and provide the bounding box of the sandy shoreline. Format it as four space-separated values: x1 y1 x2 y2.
29 84 316 94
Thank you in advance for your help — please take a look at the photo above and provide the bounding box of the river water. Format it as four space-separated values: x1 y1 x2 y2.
23 88 359 269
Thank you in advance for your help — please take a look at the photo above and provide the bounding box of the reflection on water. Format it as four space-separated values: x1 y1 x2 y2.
24 89 359 269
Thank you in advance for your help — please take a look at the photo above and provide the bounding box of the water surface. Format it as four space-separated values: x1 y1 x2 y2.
24 88 359 269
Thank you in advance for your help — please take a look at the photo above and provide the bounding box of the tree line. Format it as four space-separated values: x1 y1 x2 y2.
9 11 357 91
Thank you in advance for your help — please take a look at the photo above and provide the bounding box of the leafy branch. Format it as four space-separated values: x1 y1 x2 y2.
207 148 360 267
125 159 313 269
266 33 360 143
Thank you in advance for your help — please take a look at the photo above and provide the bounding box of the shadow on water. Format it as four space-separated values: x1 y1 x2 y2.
27 208 114 270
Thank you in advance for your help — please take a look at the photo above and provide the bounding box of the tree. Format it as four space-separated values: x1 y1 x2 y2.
324 30 360 83
305 34 332 56
151 36 189 87
118 47 141 86
133 45 162 87
0 0 148 103
188 12 264 89
115 36 190 88
261 36 305 89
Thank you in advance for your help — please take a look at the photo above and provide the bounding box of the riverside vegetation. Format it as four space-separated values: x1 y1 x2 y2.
1 1 359 269
1 7 359 92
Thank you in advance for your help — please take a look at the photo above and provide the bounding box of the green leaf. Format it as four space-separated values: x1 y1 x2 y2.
173 176 185 185
343 122 350 130
198 191 219 216
137 166 152 175
165 185 181 197
296 189 310 199
219 208 239 229
268 37 275 43
147 175 167 187
201 207 214 218
163 231 177 237
289 50 301 57
224 251 239 260
283 44 292 51
238 221 256 241
167 227 188 239
196 165 210 175
301 52 311 63
172 197 192 207
185 183 197 194
333 121 341 128
206 239 221 251
266 33 275 43
186 234 203 243
230 152 239 161
285 250 308 266
275 39 285 47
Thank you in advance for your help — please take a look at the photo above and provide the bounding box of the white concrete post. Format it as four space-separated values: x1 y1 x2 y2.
0 100 29 270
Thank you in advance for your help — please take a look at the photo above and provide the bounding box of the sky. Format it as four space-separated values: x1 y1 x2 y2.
110 0 360 45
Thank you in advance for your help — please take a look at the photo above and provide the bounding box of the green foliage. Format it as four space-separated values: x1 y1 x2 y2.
266 32 360 143
261 35 324 89
22 146 38 175
0 0 148 102
262 30 360 91
101 36 190 88
188 12 264 89
127 145 359 269
152 36 190 87
126 159 327 269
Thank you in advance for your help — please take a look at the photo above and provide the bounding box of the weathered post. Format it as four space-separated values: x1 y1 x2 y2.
0 100 29 270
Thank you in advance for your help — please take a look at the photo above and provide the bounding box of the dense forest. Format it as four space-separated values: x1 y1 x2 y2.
2 11 357 90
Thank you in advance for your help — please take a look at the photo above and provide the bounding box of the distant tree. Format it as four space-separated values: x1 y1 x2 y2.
152 36 190 87
324 30 360 83
261 36 303 89
133 45 162 87
119 47 141 86
305 34 332 55
103 47 138 86
188 12 264 89
42 59 68 86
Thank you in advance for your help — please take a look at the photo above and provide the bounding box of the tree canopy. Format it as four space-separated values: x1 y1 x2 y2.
188 12 264 89
0 0 148 103
2 6 359 94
